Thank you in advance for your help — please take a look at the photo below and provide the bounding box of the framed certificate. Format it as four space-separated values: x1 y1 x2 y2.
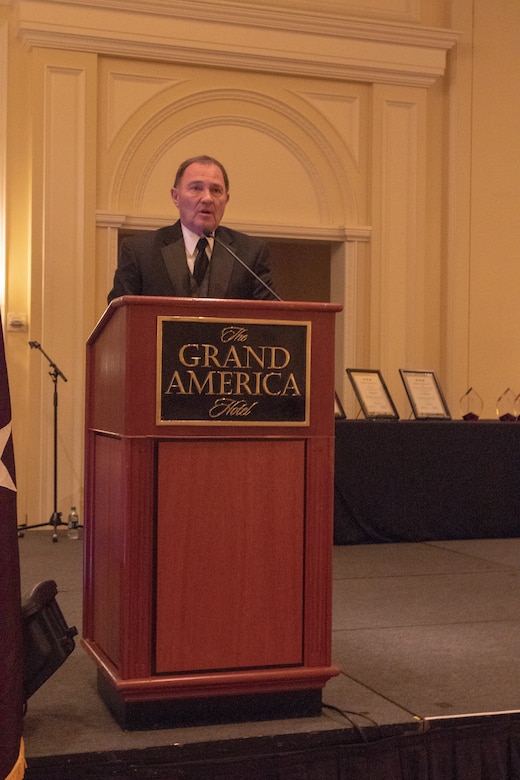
334 392 346 419
399 369 451 420
346 369 399 419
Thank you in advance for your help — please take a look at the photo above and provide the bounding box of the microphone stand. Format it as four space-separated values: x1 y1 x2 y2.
204 229 282 301
18 341 68 542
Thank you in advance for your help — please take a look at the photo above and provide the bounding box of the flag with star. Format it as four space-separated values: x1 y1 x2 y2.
0 313 24 780
0 329 16 498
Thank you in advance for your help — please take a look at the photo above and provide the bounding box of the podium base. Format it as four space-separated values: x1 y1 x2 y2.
97 671 323 731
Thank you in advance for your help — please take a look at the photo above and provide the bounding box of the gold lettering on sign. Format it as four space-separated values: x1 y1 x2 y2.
220 326 248 343
165 370 302 397
209 398 259 418
178 343 290 370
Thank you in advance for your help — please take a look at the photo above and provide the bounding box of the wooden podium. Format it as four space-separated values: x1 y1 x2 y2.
83 296 340 729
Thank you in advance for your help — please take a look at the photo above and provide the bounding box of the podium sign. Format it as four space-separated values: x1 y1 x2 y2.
157 316 310 425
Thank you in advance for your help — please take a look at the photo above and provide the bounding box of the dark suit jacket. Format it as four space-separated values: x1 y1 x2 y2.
107 221 278 303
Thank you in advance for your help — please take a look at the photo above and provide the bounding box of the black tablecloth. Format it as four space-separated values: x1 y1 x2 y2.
334 419 520 544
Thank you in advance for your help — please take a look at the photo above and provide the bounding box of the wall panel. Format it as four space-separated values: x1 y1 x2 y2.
370 84 427 412
28 49 97 523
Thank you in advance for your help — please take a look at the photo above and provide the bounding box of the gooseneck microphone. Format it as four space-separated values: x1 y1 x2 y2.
203 228 282 301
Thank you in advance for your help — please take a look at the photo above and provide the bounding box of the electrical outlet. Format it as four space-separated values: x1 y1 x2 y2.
7 313 28 332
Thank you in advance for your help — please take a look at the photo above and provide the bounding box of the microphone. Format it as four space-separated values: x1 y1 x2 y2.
28 340 68 381
203 229 282 301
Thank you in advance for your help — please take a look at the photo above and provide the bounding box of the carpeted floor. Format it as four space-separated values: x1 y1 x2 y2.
18 530 520 759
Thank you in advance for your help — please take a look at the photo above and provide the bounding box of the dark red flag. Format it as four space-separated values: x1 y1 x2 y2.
0 314 24 778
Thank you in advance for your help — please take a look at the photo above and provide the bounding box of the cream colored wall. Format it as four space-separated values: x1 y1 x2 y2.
436 0 520 420
8 0 507 528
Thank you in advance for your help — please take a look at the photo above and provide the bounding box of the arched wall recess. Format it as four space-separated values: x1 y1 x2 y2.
104 88 361 230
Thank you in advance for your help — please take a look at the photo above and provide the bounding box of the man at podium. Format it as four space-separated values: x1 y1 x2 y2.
108 155 279 303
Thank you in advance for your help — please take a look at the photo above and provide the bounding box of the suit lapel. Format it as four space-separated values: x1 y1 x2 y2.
161 235 192 296
208 232 235 298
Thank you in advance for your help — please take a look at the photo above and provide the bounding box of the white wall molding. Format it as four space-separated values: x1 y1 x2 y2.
17 0 421 25
29 54 98 521
96 211 372 243
15 0 459 87
369 84 427 413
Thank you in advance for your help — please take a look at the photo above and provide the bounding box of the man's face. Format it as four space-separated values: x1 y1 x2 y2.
171 162 230 236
